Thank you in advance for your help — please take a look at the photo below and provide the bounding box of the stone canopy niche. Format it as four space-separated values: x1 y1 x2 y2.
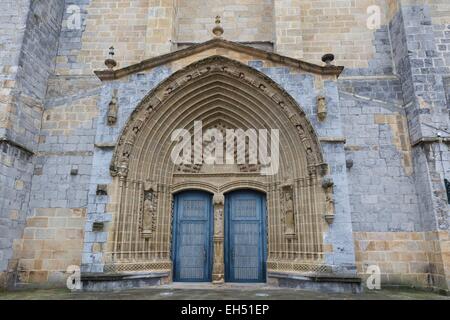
106 56 331 276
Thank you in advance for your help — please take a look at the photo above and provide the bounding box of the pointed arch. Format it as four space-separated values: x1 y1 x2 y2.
106 56 330 274
110 55 325 179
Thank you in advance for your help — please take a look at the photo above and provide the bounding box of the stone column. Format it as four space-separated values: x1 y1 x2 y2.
212 193 225 284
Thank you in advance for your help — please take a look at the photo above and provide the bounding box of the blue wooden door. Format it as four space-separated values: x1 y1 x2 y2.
172 191 213 282
225 190 266 283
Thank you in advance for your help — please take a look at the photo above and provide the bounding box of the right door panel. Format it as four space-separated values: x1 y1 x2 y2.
225 190 266 283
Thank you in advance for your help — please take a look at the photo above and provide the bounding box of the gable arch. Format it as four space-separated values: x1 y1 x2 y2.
106 56 330 273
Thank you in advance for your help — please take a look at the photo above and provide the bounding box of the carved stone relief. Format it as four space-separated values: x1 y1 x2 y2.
321 176 335 224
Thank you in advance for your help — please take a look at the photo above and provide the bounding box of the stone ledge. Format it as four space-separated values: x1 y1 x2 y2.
94 38 344 81
268 272 362 294
81 271 170 282
319 137 347 144
81 272 170 292
0 137 34 155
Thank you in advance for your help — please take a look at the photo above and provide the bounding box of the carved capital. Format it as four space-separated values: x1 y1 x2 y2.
213 193 225 206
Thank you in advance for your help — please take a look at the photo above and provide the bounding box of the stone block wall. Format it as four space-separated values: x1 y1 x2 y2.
339 74 419 231
56 0 175 75
177 0 273 43
9 208 85 287
9 75 102 286
0 141 33 287
54 1 402 75
354 231 450 291
0 0 30 137
299 0 391 69
0 0 65 287
346 0 450 290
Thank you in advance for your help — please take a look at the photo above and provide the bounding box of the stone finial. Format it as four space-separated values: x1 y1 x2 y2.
321 53 335 66
212 16 224 38
105 46 117 70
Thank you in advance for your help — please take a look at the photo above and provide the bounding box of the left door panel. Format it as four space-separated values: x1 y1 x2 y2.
172 191 213 282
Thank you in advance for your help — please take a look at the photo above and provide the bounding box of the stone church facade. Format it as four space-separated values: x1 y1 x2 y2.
0 0 449 293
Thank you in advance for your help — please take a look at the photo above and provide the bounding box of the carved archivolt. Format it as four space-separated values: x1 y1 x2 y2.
106 56 330 272
110 56 324 178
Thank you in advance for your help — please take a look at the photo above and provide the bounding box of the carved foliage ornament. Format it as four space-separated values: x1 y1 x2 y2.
110 56 324 177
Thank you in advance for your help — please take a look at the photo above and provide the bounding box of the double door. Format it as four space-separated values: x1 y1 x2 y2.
172 190 266 283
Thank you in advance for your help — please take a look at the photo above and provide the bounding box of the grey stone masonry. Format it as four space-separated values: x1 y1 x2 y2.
0 0 65 275
388 4 450 231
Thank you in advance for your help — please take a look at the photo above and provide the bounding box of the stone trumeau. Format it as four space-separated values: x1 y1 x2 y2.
0 0 449 293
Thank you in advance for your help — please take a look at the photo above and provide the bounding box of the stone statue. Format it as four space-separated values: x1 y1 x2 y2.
142 183 158 235
317 96 327 121
143 195 155 231
284 191 295 236
107 89 118 126
322 176 335 224
326 192 335 215
213 194 224 237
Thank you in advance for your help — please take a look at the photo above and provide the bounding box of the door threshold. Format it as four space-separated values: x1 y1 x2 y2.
163 282 272 290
